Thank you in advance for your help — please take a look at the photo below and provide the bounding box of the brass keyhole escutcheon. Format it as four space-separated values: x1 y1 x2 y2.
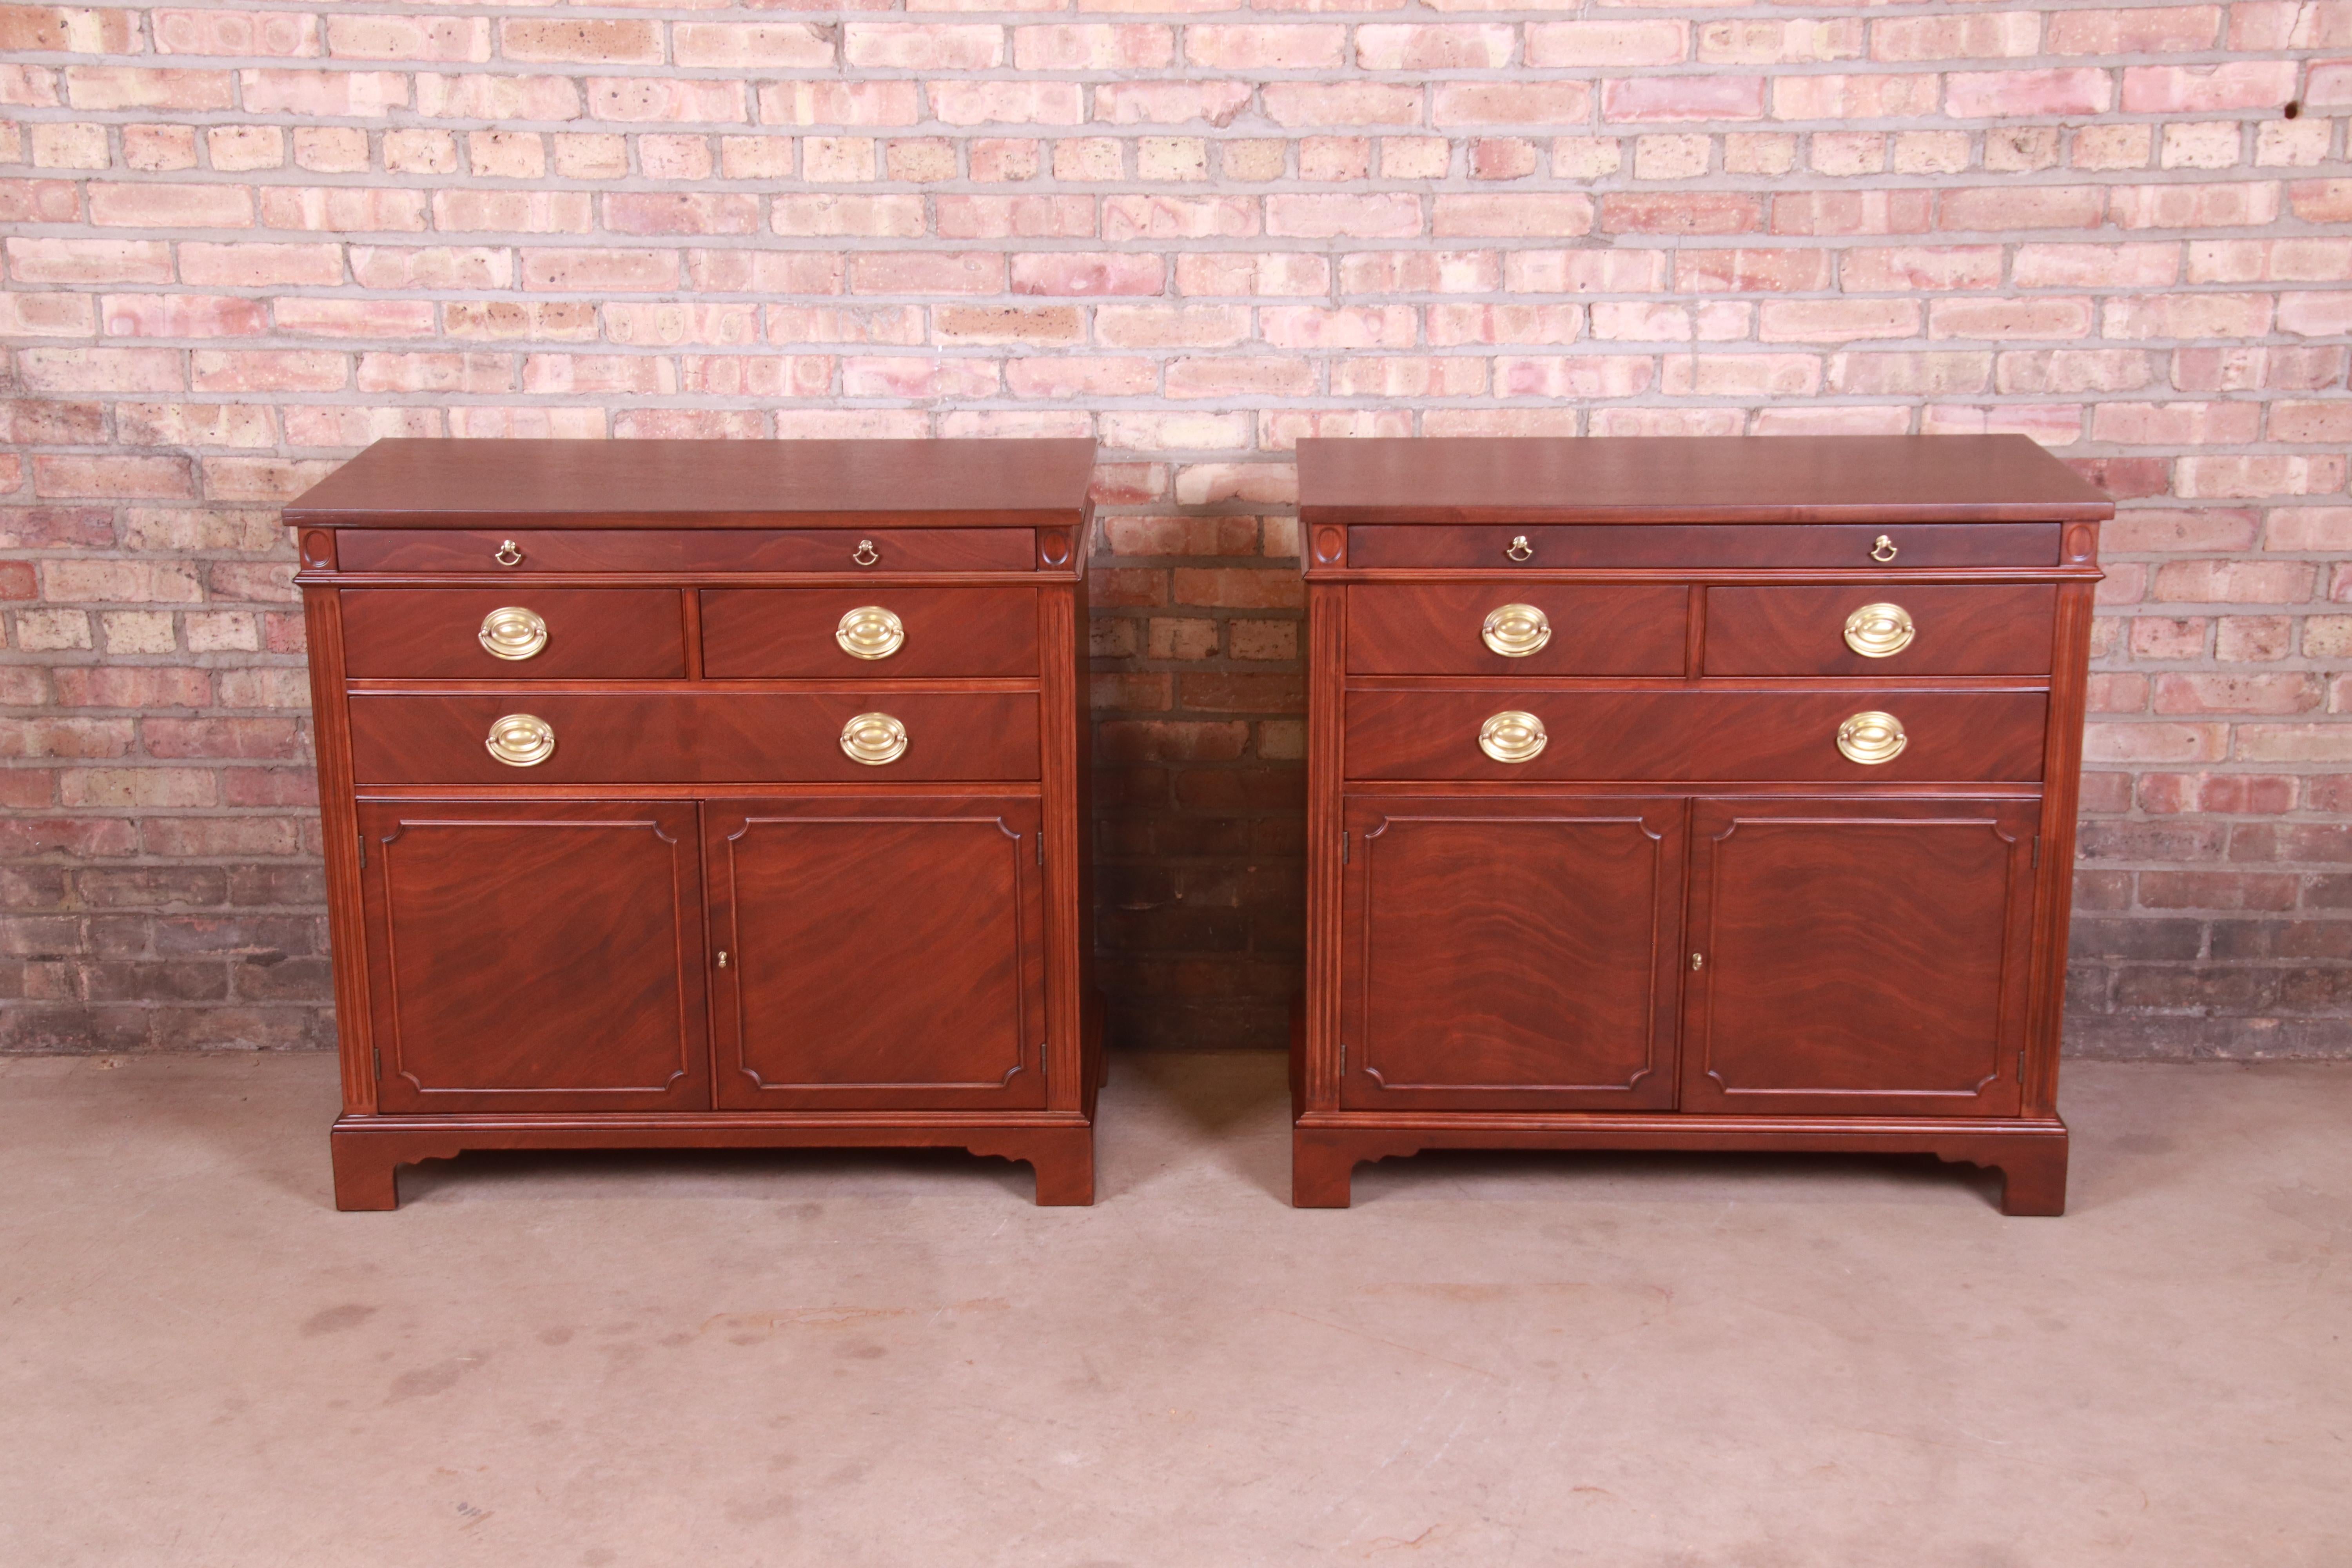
478 606 548 661
485 712 555 768
836 605 905 660
1478 710 1547 765
1505 535 1534 563
1481 603 1552 658
494 539 523 566
851 538 880 566
1836 710 1907 766
840 711 908 766
1842 602 1915 659
1870 534 1898 563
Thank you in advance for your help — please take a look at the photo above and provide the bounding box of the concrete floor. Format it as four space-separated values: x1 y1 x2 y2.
0 1054 2346 1567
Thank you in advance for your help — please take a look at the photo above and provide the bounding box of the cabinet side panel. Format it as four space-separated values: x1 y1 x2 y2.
1038 582 1084 1112
2029 566 2099 1114
1303 582 1348 1112
303 584 374 1114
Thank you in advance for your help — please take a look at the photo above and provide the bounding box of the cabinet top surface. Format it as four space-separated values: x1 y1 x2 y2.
283 438 1098 528
1296 436 2112 525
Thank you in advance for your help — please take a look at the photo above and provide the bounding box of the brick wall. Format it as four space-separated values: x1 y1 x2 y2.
2 0 2347 1057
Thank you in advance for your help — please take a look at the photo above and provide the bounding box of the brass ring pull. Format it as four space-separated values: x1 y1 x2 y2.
1478 710 1547 765
478 606 548 661
835 605 905 661
485 712 555 768
1836 710 1907 766
1505 534 1534 563
1870 534 1898 563
840 711 908 766
1481 603 1552 658
1842 602 1915 659
851 538 880 567
494 539 523 567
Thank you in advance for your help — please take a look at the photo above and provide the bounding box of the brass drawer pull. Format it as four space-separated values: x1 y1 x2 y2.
836 605 906 661
852 538 880 566
1842 602 1915 659
485 712 555 768
840 711 908 766
494 538 523 566
1480 603 1552 658
1505 534 1534 563
1870 534 1897 563
478 606 548 661
1478 710 1547 765
1836 710 1907 766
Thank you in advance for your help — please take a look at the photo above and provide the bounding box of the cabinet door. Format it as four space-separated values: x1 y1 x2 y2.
357 800 709 1113
706 798 1048 1111
1339 795 1685 1112
1682 797 2037 1118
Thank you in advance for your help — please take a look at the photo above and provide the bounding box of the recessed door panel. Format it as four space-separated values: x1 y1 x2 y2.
1341 795 1685 1112
708 797 1047 1111
1682 797 2037 1117
358 800 709 1113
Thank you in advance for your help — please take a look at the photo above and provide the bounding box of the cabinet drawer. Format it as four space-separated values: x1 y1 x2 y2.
1345 688 2047 782
349 691 1040 784
1345 523 2062 571
340 588 686 679
335 527 1036 575
1348 584 1686 675
1705 584 2055 676
701 588 1037 679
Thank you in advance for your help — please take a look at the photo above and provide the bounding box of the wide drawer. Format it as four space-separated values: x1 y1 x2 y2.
1345 687 2047 782
1705 584 2056 676
340 588 686 679
1348 584 1686 676
702 587 1038 679
1345 523 2062 571
348 691 1040 784
335 528 1036 575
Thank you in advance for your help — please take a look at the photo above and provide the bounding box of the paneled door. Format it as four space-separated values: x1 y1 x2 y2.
1682 796 2039 1117
1339 795 1687 1112
357 800 710 1113
706 797 1049 1111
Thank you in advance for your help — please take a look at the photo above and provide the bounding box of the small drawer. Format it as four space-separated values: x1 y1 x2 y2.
348 691 1040 785
1348 584 1686 675
334 528 1037 575
1345 687 2047 782
1705 584 2056 677
339 589 686 679
701 588 1038 679
1345 523 2063 572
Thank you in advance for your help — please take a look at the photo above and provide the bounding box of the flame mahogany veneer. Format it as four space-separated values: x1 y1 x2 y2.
1293 435 2111 1213
291 438 1100 1209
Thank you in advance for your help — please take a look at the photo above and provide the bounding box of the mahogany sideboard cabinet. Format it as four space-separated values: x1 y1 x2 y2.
1291 435 2111 1214
287 439 1100 1209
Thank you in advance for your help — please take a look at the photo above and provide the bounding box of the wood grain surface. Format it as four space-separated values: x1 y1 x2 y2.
1344 523 2063 572
357 800 709 1114
336 527 1038 575
1298 434 2112 524
1346 583 1689 676
348 690 1042 785
706 797 1048 1111
1343 687 2050 782
283 437 1098 529
701 586 1038 679
339 588 688 680
1702 583 2058 676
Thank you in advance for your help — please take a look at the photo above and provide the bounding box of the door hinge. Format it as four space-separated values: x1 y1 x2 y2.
356 831 367 868
1340 831 1350 865
1036 833 1044 867
372 1046 381 1079
2031 836 2042 868
2016 1050 2026 1083
1690 953 1705 971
